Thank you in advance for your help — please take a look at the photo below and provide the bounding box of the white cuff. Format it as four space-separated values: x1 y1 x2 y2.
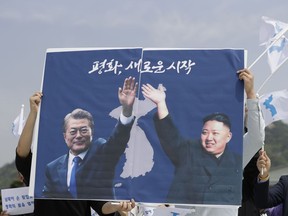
120 112 134 125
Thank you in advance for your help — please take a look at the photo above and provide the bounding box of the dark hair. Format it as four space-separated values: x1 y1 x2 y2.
202 112 231 130
63 108 94 133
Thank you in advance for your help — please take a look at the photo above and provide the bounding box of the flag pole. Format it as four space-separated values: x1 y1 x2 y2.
248 28 288 70
256 73 274 94
248 46 273 70
257 54 288 94
18 104 25 135
250 27 288 94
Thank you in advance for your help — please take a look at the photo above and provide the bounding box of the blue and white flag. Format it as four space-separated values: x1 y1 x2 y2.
260 16 288 73
259 89 288 126
12 104 25 136
133 204 193 216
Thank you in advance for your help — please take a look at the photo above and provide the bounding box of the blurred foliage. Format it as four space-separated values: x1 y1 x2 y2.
0 161 19 190
0 161 20 212
265 121 288 169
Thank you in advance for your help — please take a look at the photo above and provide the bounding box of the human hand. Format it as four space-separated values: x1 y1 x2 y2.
142 83 168 119
257 150 271 179
0 210 9 216
102 199 136 215
30 92 43 113
237 68 256 99
141 83 166 105
117 199 136 213
118 77 138 117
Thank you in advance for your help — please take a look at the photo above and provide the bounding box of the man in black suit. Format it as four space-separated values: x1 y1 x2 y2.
141 83 242 205
254 150 285 215
42 76 137 199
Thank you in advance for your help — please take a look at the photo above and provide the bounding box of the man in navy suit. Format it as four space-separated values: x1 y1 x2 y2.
16 91 136 216
42 76 137 200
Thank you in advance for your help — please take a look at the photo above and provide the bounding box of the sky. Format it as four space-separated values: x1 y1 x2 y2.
1 0 288 168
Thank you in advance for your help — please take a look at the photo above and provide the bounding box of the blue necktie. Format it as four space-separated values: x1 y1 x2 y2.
70 156 81 198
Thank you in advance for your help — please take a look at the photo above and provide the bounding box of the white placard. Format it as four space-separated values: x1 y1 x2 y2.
1 187 34 215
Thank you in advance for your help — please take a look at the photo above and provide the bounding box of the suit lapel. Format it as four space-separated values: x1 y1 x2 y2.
57 154 69 189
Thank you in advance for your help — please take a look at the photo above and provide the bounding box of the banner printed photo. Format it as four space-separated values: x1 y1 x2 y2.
34 48 245 206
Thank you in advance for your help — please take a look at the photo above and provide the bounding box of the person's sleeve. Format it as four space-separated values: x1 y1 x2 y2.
15 150 32 186
119 111 134 125
243 98 265 168
254 177 270 209
89 201 116 216
254 176 287 209
154 114 185 165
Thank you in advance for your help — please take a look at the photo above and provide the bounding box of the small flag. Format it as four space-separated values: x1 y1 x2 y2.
259 16 288 73
12 104 25 136
259 89 288 126
135 204 193 216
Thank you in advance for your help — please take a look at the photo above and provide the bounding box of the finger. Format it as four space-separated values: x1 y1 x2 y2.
125 77 132 89
237 68 251 74
158 84 164 91
121 202 129 211
141 85 149 93
245 68 252 74
133 82 138 92
237 68 247 74
123 77 131 89
239 72 251 80
130 198 135 207
238 72 244 80
126 202 133 210
118 87 123 96
35 92 43 97
141 84 152 92
120 201 125 209
142 91 148 98
238 71 248 79
146 83 155 90
130 77 136 89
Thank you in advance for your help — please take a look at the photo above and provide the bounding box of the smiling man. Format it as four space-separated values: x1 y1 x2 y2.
201 113 232 157
142 83 242 205
42 77 137 200
63 110 94 156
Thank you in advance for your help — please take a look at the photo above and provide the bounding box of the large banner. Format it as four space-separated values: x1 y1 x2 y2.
34 48 245 206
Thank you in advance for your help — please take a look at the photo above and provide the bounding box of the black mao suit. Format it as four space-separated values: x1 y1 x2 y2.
154 114 242 205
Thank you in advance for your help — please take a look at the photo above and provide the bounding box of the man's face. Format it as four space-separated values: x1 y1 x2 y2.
63 118 92 155
201 120 232 157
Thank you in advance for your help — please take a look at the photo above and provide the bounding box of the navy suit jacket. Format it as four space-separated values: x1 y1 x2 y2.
42 119 134 199
154 114 242 205
254 175 287 216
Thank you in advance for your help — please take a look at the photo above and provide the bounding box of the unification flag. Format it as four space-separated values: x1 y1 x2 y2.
132 204 193 216
259 16 288 73
12 104 25 136
259 89 288 126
